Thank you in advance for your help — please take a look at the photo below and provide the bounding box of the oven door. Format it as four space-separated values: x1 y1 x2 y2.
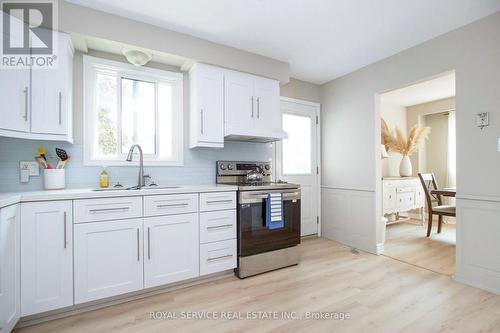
238 189 301 257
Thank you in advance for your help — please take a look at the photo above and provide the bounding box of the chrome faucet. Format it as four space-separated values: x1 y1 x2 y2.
126 144 145 188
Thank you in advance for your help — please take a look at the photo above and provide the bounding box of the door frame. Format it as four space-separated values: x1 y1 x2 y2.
274 96 322 236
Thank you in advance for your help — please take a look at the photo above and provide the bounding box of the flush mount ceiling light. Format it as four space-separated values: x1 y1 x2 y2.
122 48 152 66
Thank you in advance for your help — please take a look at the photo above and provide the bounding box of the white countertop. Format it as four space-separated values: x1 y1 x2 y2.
0 184 238 209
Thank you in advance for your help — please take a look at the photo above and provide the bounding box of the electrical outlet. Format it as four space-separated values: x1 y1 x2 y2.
19 161 40 176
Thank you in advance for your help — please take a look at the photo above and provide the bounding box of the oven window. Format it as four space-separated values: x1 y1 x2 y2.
239 199 300 256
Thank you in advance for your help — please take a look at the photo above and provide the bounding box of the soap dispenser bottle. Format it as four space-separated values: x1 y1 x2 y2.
99 167 109 188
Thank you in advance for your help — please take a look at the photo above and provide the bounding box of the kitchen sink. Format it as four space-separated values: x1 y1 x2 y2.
92 185 180 191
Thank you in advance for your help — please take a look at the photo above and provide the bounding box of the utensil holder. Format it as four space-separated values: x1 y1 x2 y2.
43 169 65 190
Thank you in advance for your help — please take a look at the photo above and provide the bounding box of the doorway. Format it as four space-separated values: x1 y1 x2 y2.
378 72 456 275
275 97 321 236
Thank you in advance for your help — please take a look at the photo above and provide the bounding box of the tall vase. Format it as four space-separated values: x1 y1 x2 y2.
399 155 412 177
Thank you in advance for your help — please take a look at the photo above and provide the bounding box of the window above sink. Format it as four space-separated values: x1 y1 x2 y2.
83 55 184 166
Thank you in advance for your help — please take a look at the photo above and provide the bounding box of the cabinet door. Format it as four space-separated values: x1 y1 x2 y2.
190 64 224 147
21 201 73 316
144 214 199 288
31 32 73 136
0 68 30 133
74 219 143 304
224 71 255 133
383 185 396 214
253 77 280 132
0 205 20 332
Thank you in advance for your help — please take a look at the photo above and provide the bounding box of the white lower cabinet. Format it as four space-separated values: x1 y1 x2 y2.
0 204 20 332
20 201 73 316
74 219 143 304
16 190 237 317
144 214 199 288
200 239 237 276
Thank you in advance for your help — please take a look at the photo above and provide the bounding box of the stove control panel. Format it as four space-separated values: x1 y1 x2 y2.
217 161 272 176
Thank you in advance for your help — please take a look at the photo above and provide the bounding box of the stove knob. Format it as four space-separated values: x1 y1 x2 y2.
227 164 233 170
264 164 270 171
220 163 226 170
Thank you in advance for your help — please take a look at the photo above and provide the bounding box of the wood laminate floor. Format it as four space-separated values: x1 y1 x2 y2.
383 220 456 276
15 237 500 333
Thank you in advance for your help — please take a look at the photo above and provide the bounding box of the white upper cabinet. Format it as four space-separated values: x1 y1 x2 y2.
0 69 30 133
0 204 21 333
189 64 224 148
20 201 73 316
0 31 73 142
224 70 285 142
253 77 281 133
31 33 73 137
224 70 255 134
189 63 286 147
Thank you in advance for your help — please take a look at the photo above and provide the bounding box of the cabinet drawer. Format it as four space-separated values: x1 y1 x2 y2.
199 192 236 212
74 197 142 223
200 239 236 276
396 186 415 193
144 194 198 217
200 210 236 244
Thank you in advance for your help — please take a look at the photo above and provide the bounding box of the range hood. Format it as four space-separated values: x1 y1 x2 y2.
224 127 288 143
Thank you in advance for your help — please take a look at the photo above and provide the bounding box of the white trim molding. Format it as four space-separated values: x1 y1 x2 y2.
454 198 500 295
82 55 184 166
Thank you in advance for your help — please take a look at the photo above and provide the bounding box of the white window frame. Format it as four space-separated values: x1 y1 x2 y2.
83 55 184 166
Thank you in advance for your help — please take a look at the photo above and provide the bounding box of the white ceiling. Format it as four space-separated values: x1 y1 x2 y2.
66 0 500 84
381 72 455 107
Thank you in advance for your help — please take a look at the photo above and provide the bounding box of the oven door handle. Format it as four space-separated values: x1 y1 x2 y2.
240 191 300 204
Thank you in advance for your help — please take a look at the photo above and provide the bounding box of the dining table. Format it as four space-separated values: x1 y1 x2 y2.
431 188 456 197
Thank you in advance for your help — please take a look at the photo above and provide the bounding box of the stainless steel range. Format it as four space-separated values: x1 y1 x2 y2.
216 160 301 278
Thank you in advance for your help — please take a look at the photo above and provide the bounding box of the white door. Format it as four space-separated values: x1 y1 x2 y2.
0 204 20 332
224 71 255 132
276 98 321 236
74 219 143 304
21 201 73 316
196 65 224 144
144 213 199 288
254 77 280 133
31 33 72 135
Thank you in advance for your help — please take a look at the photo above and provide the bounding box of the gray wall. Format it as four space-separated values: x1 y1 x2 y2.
281 78 321 103
320 11 500 292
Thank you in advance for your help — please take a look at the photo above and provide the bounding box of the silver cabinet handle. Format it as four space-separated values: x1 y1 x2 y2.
63 211 67 249
58 92 62 125
136 228 140 262
207 254 233 262
251 96 254 118
200 109 204 134
23 86 28 121
257 97 261 118
207 224 233 230
206 199 232 204
147 227 151 260
89 207 129 214
156 203 188 208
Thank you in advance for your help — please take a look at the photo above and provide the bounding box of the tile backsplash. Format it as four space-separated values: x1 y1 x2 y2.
0 137 273 192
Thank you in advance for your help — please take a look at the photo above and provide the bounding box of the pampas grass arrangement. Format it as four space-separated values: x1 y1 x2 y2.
389 125 431 156
381 119 430 156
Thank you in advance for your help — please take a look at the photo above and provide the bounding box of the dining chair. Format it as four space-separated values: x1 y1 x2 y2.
418 173 456 237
